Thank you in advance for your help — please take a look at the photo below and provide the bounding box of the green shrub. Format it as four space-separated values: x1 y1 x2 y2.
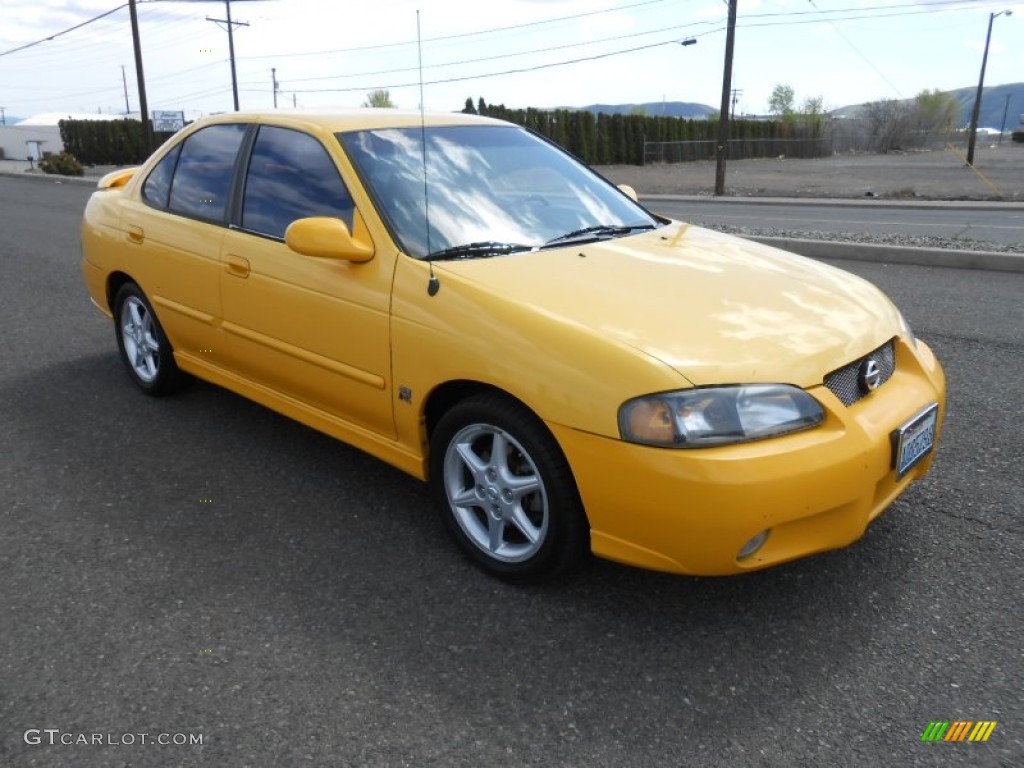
39 152 85 176
1012 131 1024 144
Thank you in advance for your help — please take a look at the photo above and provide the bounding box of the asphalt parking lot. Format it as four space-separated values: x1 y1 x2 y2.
1 175 1021 767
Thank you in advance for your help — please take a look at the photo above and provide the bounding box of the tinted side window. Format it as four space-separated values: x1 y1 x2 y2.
141 144 181 210
242 126 354 239
168 123 247 222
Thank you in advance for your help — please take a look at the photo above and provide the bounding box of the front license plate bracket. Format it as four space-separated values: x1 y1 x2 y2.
891 403 939 479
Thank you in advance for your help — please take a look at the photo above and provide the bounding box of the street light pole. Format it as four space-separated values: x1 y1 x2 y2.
715 0 738 196
966 9 1012 166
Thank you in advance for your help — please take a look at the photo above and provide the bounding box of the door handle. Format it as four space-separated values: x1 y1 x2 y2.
226 254 250 278
126 225 144 244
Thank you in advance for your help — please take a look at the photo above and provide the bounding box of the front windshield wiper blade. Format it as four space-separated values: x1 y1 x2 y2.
543 223 655 247
423 241 535 262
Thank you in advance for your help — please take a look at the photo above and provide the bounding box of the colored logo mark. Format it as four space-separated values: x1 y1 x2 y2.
921 721 997 742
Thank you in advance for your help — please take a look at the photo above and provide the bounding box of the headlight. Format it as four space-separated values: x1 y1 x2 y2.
619 384 824 448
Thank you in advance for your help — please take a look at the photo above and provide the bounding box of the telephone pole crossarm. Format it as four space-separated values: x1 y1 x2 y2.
206 0 250 112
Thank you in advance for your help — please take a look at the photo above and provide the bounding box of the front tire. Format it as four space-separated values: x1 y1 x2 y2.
113 283 185 396
430 393 589 582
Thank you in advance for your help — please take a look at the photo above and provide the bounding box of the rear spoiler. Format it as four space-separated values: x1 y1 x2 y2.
96 167 138 190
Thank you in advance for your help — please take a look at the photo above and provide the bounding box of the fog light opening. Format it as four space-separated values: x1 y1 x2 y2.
737 530 770 560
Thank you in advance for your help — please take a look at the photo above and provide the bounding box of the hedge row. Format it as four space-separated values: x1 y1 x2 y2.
468 103 829 165
60 109 833 168
58 119 175 166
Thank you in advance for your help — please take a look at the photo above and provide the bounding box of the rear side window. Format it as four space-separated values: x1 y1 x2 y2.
168 123 247 222
141 144 181 210
241 126 354 239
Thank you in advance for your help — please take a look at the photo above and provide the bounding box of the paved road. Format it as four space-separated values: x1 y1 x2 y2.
1 175 1022 767
645 197 1024 247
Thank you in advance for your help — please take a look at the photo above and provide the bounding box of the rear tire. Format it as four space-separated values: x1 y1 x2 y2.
430 393 589 582
113 283 186 396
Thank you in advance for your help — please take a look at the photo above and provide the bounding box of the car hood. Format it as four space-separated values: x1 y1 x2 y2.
436 223 902 388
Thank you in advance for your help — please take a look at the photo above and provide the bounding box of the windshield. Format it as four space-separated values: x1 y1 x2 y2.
337 124 659 259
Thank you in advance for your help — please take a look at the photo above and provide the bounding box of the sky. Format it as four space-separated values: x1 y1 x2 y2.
1 0 1021 123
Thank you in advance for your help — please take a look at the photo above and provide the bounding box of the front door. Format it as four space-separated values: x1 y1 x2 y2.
218 125 395 438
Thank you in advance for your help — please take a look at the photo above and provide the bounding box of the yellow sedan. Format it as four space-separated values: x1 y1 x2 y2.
81 110 945 580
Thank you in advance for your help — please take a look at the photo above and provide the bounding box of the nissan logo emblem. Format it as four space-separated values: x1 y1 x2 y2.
859 358 882 393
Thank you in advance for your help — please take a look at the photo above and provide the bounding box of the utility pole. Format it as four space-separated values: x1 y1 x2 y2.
121 65 131 114
0 107 5 126
271 67 278 108
730 88 743 120
128 0 152 153
966 10 1012 166
998 93 1011 145
206 0 249 111
715 0 738 196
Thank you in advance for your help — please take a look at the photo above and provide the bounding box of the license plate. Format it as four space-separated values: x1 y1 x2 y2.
891 403 939 479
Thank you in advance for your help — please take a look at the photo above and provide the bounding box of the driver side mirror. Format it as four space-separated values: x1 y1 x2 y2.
285 211 375 262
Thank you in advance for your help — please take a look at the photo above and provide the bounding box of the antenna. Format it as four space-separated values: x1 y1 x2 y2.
417 10 439 296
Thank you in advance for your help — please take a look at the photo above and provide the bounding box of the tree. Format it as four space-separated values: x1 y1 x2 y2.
913 89 960 145
863 99 913 153
363 89 395 108
768 84 795 118
462 97 476 114
799 95 826 132
799 96 824 116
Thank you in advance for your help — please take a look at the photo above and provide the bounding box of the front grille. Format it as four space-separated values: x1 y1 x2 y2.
824 340 896 407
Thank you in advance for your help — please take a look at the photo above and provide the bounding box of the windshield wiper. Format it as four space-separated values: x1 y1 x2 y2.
424 241 534 262
543 223 655 247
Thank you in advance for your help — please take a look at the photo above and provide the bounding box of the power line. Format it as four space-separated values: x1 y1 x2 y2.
804 0 905 98
0 4 127 57
284 19 718 84
244 0 673 60
289 31 722 94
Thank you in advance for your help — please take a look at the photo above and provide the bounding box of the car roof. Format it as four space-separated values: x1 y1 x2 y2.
192 109 508 133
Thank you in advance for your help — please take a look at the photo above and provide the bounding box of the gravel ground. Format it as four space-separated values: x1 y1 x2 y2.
596 144 1024 201
597 145 1024 253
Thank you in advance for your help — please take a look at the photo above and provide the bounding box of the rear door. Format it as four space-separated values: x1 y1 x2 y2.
120 123 247 360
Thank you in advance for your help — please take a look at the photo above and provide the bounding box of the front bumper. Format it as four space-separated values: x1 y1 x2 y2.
550 337 946 575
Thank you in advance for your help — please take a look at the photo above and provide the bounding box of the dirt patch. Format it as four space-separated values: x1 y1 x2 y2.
597 144 1024 201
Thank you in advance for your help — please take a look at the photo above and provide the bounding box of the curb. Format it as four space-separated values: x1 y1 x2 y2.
749 236 1024 274
641 194 1024 212
0 168 101 186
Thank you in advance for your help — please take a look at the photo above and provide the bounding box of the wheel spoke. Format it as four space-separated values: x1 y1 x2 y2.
128 300 144 328
490 432 510 471
454 440 489 482
502 472 541 499
449 485 477 507
509 506 541 545
487 514 506 553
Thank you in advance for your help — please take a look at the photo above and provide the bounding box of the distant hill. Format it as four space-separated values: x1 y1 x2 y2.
576 101 716 119
946 82 1023 131
834 82 1024 131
